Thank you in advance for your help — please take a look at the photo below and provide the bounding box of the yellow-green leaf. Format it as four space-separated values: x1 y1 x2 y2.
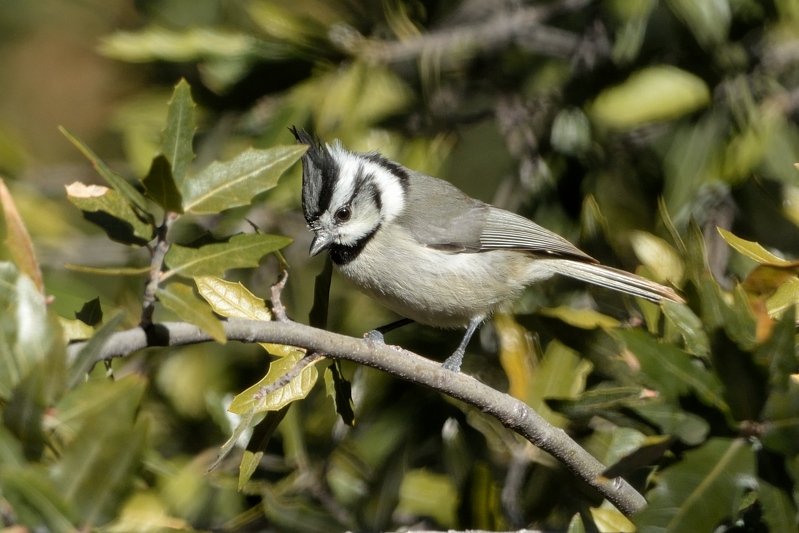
195 276 271 320
63 264 150 276
589 66 710 129
163 233 292 280
718 228 798 267
228 351 319 414
0 179 43 292
629 230 684 284
590 507 635 533
156 283 226 343
182 145 306 214
538 306 621 329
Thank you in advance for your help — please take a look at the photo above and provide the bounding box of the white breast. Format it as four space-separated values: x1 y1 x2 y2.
337 224 550 328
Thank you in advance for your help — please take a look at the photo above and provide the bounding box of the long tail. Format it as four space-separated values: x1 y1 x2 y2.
544 259 684 304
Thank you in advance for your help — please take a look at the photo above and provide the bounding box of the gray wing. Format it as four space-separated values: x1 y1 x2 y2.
480 207 597 262
397 171 596 261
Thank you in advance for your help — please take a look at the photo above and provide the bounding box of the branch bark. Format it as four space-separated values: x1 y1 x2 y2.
68 318 647 517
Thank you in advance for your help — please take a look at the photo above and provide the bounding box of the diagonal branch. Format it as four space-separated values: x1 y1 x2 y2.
68 318 647 517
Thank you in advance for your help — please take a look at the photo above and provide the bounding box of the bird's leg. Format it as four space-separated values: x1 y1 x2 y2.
442 317 482 372
365 317 414 344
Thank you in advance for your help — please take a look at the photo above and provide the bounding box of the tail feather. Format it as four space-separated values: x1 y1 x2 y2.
545 259 684 304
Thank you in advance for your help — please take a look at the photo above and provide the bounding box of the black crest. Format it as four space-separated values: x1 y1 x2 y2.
290 126 338 225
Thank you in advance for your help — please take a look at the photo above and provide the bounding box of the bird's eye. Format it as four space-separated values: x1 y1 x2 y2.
335 206 351 222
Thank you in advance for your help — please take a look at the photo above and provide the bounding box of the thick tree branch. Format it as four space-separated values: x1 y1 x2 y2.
68 318 647 517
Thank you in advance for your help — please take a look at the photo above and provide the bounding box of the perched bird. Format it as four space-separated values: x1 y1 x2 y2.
291 128 683 372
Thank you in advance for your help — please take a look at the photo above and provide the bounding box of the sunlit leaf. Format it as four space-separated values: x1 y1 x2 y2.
156 282 226 343
60 127 149 213
66 182 154 246
629 230 684 284
160 78 195 189
633 438 756 532
195 276 299 355
0 179 43 292
396 469 459 528
58 317 94 343
590 506 635 533
163 233 292 279
765 276 799 316
538 306 620 329
718 228 798 267
567 513 586 533
228 351 319 414
590 66 710 129
142 154 183 213
195 276 271 320
98 27 287 63
182 145 306 213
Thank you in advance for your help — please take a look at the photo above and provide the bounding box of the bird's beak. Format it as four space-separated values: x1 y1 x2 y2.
309 231 333 256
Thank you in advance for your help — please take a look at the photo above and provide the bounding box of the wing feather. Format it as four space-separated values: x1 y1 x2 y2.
480 208 597 262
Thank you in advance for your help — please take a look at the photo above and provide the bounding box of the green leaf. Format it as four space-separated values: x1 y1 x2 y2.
718 228 798 267
163 233 292 279
630 401 709 445
75 297 103 326
60 126 150 213
0 271 61 400
156 282 226 343
63 264 150 276
66 182 154 246
538 306 620 329
228 351 319 415
590 66 710 129
160 78 195 189
53 374 145 441
52 376 148 526
0 179 43 292
236 409 289 487
602 435 674 479
758 480 797 533
0 465 77 533
567 513 586 533
142 154 183 213
67 312 124 389
619 330 729 415
182 145 307 213
661 300 710 357
633 438 756 533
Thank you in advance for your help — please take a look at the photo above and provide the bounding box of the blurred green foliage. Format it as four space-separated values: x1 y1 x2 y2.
2 0 799 531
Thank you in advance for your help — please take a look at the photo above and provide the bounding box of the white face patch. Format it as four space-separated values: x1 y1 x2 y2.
324 143 407 246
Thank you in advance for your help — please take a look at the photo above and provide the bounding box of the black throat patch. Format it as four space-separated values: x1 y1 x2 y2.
328 226 379 265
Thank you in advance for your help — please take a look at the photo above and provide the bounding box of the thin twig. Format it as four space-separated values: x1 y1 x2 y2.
270 268 289 322
140 212 176 327
69 319 647 517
